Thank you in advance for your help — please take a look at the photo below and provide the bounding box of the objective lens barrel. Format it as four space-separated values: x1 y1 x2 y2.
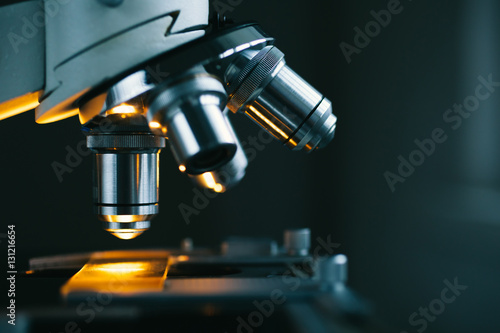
95 152 159 210
87 131 165 239
188 111 248 192
226 46 337 152
147 73 237 175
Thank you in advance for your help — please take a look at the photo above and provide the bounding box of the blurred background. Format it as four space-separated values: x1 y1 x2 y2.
1 0 499 332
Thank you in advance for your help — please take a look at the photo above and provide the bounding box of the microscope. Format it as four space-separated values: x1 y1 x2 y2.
0 1 386 332
0 0 336 240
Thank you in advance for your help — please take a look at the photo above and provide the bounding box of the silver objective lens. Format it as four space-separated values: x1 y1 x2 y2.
147 73 237 175
226 46 337 152
87 131 165 240
188 111 248 192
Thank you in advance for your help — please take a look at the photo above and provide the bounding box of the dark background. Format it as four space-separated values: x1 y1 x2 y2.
1 0 499 332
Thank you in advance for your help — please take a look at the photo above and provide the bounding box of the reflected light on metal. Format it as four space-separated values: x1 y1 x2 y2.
0 90 42 121
149 121 161 129
103 215 143 223
107 229 144 240
202 172 217 188
199 172 226 193
103 221 152 240
247 105 290 142
108 104 138 115
213 183 225 193
36 108 79 124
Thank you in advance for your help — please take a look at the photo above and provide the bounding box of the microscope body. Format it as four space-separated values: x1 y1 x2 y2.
0 0 337 237
0 2 387 333
0 0 207 122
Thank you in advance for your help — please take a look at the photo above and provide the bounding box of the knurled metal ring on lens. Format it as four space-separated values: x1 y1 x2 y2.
229 46 271 94
87 134 166 149
148 74 227 120
227 46 285 113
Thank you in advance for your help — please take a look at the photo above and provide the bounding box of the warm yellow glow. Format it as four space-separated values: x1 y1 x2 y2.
103 215 143 223
108 104 137 114
94 262 150 273
179 165 186 172
36 109 79 124
197 173 226 192
214 183 225 193
108 230 143 240
0 91 41 121
149 121 161 129
248 106 289 140
175 255 190 262
61 250 170 297
202 172 217 189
